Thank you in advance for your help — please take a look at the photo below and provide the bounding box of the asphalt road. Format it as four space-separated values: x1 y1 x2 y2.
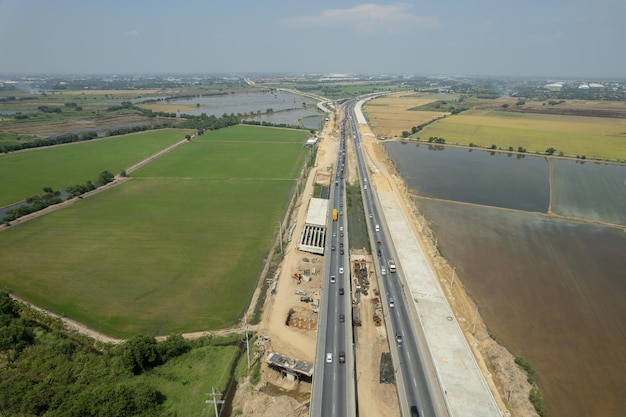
349 100 444 417
311 99 444 417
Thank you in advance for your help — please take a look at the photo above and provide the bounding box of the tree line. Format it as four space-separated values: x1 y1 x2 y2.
2 171 115 224
0 290 196 416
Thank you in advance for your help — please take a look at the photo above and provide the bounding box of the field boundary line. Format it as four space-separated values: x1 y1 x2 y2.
415 195 626 231
1 136 190 232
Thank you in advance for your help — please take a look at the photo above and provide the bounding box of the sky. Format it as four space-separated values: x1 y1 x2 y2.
0 0 624 78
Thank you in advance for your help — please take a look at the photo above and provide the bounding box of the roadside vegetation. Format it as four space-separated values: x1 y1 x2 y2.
0 290 251 417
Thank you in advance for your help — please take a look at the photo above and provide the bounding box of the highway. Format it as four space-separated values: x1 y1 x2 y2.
311 100 445 417
348 99 446 417
310 116 356 417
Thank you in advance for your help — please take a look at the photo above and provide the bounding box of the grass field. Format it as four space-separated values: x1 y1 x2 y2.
0 129 192 207
0 125 307 337
139 343 239 416
133 125 308 179
420 111 626 160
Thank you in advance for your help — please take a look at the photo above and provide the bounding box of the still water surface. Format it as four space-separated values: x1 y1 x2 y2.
385 142 550 212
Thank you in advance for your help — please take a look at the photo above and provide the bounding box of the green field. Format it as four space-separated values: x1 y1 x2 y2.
420 112 626 161
140 343 239 416
0 125 306 337
134 141 305 179
201 124 309 143
0 128 192 207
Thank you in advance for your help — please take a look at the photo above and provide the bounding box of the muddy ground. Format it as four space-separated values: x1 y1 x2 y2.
418 199 626 417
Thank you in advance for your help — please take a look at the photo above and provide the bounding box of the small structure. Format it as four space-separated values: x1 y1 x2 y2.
266 352 314 382
298 198 329 255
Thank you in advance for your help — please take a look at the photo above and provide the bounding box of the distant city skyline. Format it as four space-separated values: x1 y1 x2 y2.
0 0 624 78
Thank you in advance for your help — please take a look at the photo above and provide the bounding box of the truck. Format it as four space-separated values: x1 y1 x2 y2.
388 259 397 273
332 208 338 221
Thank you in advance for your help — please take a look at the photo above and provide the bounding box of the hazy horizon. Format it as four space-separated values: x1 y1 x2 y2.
1 0 624 79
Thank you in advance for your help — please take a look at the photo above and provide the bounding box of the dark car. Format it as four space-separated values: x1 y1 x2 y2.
339 287 344 295
339 314 345 323
332 245 336 251
339 351 345 363
300 296 313 303
410 406 420 417
377 249 382 257
340 249 344 255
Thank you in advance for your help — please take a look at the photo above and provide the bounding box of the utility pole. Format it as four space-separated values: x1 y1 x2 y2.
205 387 225 417
472 305 479 334
278 220 283 256
451 267 456 291
244 317 250 370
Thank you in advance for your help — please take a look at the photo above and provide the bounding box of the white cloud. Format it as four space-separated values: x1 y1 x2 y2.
286 3 438 35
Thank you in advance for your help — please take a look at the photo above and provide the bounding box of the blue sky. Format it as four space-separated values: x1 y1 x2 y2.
0 0 624 78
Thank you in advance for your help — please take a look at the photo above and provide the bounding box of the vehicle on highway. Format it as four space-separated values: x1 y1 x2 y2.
339 267 344 274
339 351 345 363
369 213 373 219
389 297 395 308
340 226 343 232
340 249 344 255
332 245 336 251
377 249 382 257
340 242 344 248
339 287 344 295
339 314 345 323
326 353 333 363
381 266 387 276
375 224 380 232
410 406 420 417
330 275 336 283
396 333 403 345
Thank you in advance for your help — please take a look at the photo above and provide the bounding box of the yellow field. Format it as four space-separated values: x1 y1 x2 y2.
137 103 197 113
422 111 626 160
363 93 446 136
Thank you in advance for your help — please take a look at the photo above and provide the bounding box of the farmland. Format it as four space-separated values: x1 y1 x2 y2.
363 93 448 137
0 125 309 337
418 110 626 161
0 128 192 207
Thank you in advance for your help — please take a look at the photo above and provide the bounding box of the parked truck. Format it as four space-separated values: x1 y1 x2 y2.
388 259 397 273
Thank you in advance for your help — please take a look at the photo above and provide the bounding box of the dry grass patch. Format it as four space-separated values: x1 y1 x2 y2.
138 103 197 113
364 93 445 136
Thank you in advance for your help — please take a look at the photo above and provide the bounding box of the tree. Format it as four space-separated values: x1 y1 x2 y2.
545 147 556 155
98 171 115 186
402 131 410 138
119 335 161 375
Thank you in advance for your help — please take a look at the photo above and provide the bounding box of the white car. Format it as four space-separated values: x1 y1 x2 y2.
330 275 336 283
339 267 344 275
326 353 333 363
